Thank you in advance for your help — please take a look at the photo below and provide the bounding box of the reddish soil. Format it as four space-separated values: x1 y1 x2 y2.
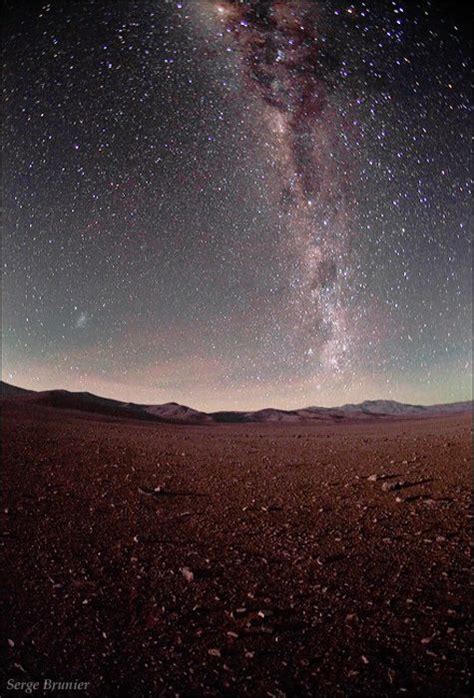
1 403 471 696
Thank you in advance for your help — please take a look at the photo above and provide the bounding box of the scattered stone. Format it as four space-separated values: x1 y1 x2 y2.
382 481 403 492
421 636 434 645
180 567 194 583
138 485 165 497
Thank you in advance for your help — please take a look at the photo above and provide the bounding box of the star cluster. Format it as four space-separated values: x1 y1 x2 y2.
2 0 471 410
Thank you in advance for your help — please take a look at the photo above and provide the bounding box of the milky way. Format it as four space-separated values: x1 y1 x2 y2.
209 1 356 373
2 0 472 410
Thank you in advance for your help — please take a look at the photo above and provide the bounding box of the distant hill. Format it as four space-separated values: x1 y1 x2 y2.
338 399 472 415
0 381 32 398
141 402 213 424
1 381 471 425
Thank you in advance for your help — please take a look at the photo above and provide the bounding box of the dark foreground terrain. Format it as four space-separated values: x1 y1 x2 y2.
1 403 471 697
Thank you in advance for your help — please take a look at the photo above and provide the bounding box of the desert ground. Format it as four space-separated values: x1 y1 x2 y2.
1 403 471 697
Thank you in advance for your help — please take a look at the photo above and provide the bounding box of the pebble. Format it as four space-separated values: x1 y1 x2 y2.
180 567 194 583
382 481 403 492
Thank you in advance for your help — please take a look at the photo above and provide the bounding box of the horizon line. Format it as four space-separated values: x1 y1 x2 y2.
1 379 472 414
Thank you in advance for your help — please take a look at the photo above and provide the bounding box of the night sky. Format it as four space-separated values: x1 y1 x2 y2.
2 0 472 410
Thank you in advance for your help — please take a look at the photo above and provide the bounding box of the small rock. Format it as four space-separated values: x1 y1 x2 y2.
208 648 221 657
180 567 194 583
382 481 403 492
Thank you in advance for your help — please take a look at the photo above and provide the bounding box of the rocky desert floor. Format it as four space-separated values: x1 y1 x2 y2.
1 404 471 697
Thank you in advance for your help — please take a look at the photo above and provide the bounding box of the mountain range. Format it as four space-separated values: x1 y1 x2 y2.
1 380 471 425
